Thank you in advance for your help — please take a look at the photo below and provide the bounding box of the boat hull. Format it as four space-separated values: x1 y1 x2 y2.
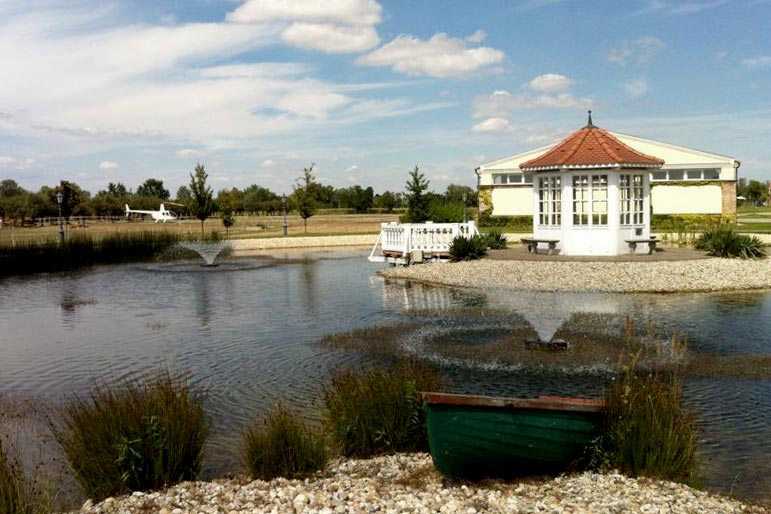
424 392 604 480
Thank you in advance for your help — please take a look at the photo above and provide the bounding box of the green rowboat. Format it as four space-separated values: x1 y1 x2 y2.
423 392 605 479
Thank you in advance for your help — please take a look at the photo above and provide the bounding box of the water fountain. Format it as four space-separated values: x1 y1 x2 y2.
177 240 231 266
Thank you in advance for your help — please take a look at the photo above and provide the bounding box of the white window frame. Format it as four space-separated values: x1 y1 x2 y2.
573 174 608 227
492 172 534 185
620 174 644 226
538 176 561 226
650 169 721 182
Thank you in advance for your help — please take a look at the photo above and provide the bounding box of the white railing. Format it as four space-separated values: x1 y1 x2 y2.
369 221 479 264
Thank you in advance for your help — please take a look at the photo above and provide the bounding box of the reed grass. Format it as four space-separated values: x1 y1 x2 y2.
323 361 442 458
52 369 208 501
593 323 696 483
242 403 328 480
0 439 51 514
0 231 180 276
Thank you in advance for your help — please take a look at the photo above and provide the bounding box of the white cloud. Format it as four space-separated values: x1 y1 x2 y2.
356 33 505 78
0 156 36 170
623 78 650 98
607 36 665 66
346 165 359 172
743 56 771 69
227 0 382 53
632 0 730 16
471 117 516 133
262 159 277 167
281 22 379 53
226 0 382 26
472 89 592 118
525 73 575 92
465 30 486 43
98 160 119 170
176 149 203 158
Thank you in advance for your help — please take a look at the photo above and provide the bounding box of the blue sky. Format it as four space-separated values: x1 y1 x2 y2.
1 0 770 196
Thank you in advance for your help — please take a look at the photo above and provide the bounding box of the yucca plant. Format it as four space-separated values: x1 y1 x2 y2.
449 234 488 261
484 228 508 249
53 369 208 501
243 403 328 480
695 226 766 259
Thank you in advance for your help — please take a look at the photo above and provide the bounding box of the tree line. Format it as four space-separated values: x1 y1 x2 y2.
0 164 477 225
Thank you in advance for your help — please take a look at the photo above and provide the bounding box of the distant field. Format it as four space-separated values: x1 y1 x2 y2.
0 213 401 245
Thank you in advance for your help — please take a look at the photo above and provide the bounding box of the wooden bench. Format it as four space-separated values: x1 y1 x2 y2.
625 237 659 255
520 237 559 255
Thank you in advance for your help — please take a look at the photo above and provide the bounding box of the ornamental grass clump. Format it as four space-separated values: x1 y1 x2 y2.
242 403 328 480
695 226 766 259
53 370 208 501
323 361 442 458
449 234 488 261
0 440 52 514
595 327 696 483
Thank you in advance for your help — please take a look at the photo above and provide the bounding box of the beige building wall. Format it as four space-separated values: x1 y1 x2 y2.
651 184 723 214
491 187 533 216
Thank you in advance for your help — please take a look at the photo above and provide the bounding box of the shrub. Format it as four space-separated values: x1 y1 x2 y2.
0 440 52 514
323 362 442 458
593 329 696 483
449 234 488 261
484 228 507 249
53 370 208 501
243 403 328 480
695 226 766 259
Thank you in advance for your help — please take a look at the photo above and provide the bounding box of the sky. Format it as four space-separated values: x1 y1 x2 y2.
1 0 770 197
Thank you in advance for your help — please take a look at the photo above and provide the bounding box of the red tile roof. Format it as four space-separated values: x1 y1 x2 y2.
520 116 664 171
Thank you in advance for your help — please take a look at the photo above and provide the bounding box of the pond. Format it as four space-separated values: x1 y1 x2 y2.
0 249 769 504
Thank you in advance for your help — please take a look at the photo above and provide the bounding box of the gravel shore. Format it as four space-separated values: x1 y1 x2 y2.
379 257 771 293
78 454 767 514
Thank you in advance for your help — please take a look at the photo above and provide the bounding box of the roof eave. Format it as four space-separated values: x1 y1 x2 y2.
521 162 664 172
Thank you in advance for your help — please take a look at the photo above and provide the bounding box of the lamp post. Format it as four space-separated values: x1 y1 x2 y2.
55 191 64 244
281 194 288 236
462 192 467 223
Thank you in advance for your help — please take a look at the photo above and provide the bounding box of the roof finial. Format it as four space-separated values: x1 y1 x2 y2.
586 110 594 128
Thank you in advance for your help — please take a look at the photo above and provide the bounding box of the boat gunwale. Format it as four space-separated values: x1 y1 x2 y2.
421 391 605 413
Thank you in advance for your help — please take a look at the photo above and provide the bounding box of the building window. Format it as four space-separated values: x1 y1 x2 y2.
572 175 589 225
620 174 644 225
492 172 533 185
592 175 608 225
538 176 561 226
650 169 721 181
573 175 607 226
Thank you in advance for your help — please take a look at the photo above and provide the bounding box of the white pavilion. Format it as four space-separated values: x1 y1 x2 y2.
519 113 665 256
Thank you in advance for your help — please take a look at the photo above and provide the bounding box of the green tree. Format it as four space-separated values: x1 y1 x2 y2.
293 164 316 233
401 166 431 222
188 164 216 236
136 178 170 199
445 184 477 206
374 191 399 213
221 210 235 236
743 180 768 206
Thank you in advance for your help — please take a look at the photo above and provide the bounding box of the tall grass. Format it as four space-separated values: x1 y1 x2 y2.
0 440 51 514
53 370 208 501
0 231 180 276
593 325 696 483
323 361 442 458
242 403 328 480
